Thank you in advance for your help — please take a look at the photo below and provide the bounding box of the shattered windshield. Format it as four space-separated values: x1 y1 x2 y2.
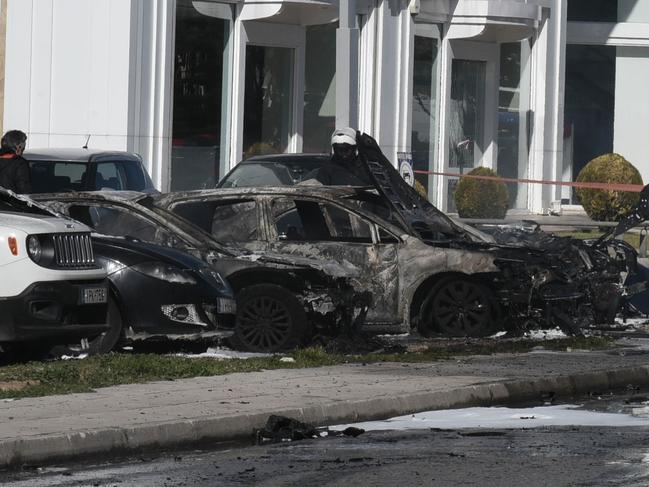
67 204 189 249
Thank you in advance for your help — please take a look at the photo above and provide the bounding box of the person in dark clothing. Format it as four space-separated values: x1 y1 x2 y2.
304 127 374 186
0 130 31 193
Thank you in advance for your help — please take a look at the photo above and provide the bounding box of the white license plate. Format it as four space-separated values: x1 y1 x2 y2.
81 287 107 304
217 297 236 314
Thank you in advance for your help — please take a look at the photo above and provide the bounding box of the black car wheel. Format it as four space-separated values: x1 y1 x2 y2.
419 277 495 337
233 284 308 352
88 294 123 354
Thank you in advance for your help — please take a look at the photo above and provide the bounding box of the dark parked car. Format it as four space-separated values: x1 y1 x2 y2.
82 235 236 353
24 148 157 194
33 191 366 352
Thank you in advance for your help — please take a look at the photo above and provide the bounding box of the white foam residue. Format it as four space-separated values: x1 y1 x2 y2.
176 347 274 359
330 405 649 431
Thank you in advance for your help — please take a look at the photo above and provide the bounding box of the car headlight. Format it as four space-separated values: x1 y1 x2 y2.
27 235 42 263
199 267 233 294
131 261 197 284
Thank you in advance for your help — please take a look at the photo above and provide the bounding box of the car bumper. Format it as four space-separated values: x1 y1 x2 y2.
0 279 109 343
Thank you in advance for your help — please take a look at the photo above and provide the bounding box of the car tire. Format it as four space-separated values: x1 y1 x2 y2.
88 294 123 354
232 284 308 352
419 277 496 338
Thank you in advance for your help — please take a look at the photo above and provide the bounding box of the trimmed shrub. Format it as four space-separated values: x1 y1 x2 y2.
575 153 643 221
454 166 509 219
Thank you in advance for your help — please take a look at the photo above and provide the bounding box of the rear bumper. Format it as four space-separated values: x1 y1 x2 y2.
0 280 109 343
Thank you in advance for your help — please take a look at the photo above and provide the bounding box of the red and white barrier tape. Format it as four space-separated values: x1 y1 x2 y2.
412 170 644 193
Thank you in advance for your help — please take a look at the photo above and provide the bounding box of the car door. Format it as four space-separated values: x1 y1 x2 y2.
266 196 400 324
165 197 268 253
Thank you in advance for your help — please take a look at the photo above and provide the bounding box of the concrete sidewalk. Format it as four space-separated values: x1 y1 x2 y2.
2 344 649 467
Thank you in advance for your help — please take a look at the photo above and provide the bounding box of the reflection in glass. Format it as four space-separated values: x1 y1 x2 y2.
563 45 615 202
303 23 337 153
171 1 230 191
448 60 485 171
411 35 439 200
568 0 618 22
243 46 293 159
497 42 530 209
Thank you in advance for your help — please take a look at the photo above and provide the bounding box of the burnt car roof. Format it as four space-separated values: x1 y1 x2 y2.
24 148 143 163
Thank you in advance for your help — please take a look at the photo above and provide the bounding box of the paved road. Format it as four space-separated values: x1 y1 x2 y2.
2 424 649 486
2 338 649 469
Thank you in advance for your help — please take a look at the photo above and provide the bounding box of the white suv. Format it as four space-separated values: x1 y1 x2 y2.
0 189 108 354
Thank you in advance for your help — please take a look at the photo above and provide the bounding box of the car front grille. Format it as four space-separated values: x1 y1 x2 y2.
52 233 95 268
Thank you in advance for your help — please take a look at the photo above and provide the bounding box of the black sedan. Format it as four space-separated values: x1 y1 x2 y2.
86 236 236 353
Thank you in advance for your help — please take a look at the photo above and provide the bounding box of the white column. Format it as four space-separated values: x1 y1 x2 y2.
128 0 175 192
528 0 566 214
336 0 360 128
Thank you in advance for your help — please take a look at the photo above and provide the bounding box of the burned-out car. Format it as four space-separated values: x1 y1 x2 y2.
158 132 647 339
32 192 368 352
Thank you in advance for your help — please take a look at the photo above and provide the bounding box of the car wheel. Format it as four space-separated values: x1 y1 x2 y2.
419 277 496 337
88 294 123 354
233 284 308 352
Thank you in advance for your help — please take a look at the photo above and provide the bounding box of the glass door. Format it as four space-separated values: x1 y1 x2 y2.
231 21 305 166
242 45 294 158
443 40 498 212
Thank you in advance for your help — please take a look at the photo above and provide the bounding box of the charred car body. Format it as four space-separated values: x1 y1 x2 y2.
210 132 646 338
32 192 368 352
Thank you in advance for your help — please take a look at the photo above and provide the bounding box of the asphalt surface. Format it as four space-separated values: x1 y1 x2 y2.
2 338 649 469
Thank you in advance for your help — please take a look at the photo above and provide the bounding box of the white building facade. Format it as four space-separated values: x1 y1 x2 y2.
4 0 649 214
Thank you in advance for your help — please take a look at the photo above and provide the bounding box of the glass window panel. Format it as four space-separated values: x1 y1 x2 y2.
568 0 618 22
70 205 176 245
242 46 293 159
171 1 231 190
303 23 337 153
569 1 649 22
411 34 439 201
448 59 486 171
497 42 530 209
563 45 616 202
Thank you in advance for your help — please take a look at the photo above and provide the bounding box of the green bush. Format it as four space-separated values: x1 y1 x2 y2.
454 167 509 219
575 153 643 221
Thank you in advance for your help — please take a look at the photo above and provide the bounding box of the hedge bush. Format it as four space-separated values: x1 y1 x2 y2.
454 166 509 219
575 153 643 221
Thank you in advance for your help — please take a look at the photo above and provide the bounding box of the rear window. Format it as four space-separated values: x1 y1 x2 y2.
29 161 86 193
28 160 153 193
96 161 148 191
218 161 324 187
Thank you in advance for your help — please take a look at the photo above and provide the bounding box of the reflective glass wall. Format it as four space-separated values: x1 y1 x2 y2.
242 45 294 159
411 29 440 201
303 23 337 153
171 1 231 190
497 41 531 209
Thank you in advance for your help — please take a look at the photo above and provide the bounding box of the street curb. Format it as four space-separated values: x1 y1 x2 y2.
3 365 649 468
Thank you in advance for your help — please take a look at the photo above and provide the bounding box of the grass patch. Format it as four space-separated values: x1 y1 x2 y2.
0 336 615 400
